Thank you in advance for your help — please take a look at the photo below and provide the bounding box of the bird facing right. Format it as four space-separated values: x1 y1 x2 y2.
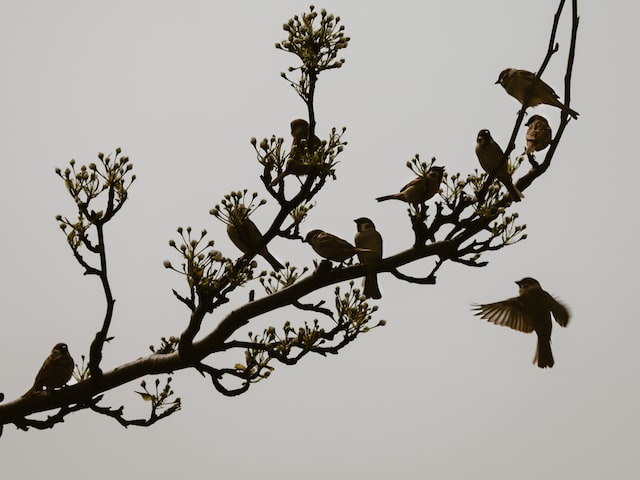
375 165 445 209
475 129 524 202
472 277 570 368
23 342 75 397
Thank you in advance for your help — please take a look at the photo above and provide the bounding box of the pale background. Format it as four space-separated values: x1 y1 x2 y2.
1 1 638 479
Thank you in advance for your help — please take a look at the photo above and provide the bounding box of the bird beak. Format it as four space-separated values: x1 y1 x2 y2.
494 79 501 84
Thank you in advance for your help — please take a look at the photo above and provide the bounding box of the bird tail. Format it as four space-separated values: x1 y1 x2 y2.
375 194 399 202
363 271 381 300
549 96 579 120
533 338 554 368
564 106 579 120
269 172 287 187
502 178 524 202
261 250 284 271
22 384 37 398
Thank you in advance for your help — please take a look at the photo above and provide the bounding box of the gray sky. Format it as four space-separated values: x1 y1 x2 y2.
1 1 638 478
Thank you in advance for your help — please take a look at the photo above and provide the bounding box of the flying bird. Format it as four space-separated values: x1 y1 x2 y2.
495 68 579 119
475 129 524 202
354 217 383 299
375 165 445 209
23 343 74 397
472 277 570 368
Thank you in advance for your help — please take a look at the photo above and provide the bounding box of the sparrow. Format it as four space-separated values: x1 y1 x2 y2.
375 165 445 209
227 210 284 271
475 129 524 202
524 115 552 155
23 343 74 397
496 68 579 120
269 119 322 186
354 217 383 299
305 229 372 263
472 277 570 368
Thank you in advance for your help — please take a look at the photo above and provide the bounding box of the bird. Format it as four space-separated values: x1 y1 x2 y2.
23 343 74 397
227 209 284 271
375 165 445 209
305 229 372 263
472 277 570 368
354 217 383 299
524 114 552 155
269 119 322 186
475 129 524 202
495 68 579 119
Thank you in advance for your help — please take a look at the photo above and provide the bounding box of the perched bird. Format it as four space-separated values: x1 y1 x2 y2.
23 343 74 397
227 210 284 271
269 118 322 186
524 115 552 155
375 165 445 209
475 129 524 202
496 68 579 120
354 217 383 299
305 229 372 263
472 277 570 368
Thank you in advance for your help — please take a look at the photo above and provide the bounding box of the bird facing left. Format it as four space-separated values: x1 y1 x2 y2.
226 207 284 271
475 129 524 202
305 229 372 264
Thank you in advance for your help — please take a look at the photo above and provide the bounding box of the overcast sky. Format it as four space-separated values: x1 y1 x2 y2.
1 1 638 479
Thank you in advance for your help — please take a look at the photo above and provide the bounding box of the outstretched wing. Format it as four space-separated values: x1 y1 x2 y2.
471 297 534 333
545 292 570 327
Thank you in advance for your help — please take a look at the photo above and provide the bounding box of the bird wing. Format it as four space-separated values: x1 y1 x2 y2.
227 219 264 253
472 297 534 333
399 176 423 192
514 69 536 83
514 69 560 99
355 230 382 263
317 232 354 250
311 231 357 262
545 292 570 327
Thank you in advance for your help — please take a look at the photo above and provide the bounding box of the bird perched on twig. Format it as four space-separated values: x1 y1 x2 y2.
475 129 524 202
269 118 322 186
524 114 552 156
375 165 445 210
472 277 570 368
495 68 579 120
23 343 74 397
354 217 383 299
305 229 372 264
227 209 284 271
